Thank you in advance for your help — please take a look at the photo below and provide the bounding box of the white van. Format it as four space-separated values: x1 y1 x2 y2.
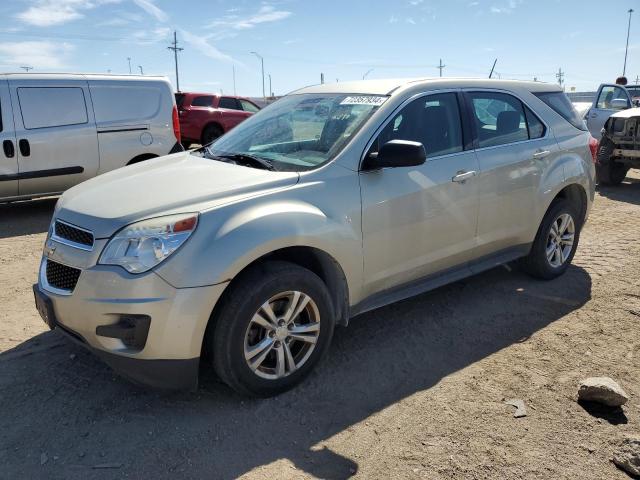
0 73 182 202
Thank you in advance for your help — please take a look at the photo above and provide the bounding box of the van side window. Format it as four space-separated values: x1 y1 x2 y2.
218 97 241 110
90 85 161 124
372 92 464 158
18 87 88 129
191 96 214 107
468 92 528 148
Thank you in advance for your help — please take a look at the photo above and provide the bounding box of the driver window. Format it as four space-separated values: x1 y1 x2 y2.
370 93 463 159
597 86 629 110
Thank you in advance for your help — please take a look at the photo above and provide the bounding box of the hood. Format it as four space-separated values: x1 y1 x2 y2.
610 107 640 119
56 152 299 238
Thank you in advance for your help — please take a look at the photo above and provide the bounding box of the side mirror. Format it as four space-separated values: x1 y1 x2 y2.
610 98 630 110
364 140 426 170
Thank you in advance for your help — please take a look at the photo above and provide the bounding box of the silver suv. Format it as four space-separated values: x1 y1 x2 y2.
34 78 595 397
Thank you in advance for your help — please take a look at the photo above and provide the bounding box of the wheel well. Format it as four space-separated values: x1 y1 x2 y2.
201 122 224 143
127 153 158 165
554 184 587 226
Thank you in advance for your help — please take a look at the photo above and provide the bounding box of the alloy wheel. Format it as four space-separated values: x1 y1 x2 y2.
546 213 575 268
243 291 321 380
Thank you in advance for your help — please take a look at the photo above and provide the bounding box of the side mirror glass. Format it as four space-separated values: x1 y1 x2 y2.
364 139 426 170
610 98 630 110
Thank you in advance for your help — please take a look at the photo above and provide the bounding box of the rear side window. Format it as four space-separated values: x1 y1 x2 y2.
218 97 241 110
468 92 528 148
191 96 214 107
534 92 588 131
239 99 260 113
90 85 161 124
18 87 88 129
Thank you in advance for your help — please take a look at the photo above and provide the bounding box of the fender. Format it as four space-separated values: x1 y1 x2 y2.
155 197 364 299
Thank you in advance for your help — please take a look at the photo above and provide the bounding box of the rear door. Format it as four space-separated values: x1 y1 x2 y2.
217 97 252 130
0 76 18 199
586 84 631 138
9 78 99 196
464 90 558 259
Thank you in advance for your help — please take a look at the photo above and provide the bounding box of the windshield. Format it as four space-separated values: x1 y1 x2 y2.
205 93 386 171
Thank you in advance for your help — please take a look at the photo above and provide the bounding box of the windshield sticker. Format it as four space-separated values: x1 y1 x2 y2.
340 96 387 106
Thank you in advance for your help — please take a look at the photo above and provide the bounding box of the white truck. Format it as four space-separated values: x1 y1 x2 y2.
584 83 640 138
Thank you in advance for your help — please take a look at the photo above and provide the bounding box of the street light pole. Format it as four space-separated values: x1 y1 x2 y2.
250 51 266 101
624 8 634 76
127 57 132 74
138 65 143 75
269 74 272 97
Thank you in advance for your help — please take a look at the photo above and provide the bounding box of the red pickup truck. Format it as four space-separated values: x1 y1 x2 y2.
175 93 261 147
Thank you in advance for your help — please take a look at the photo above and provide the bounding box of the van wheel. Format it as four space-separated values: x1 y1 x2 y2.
520 198 580 280
210 261 335 397
201 124 223 146
596 138 628 185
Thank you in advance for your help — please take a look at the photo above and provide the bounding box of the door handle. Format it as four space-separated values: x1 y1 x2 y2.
590 113 597 118
2 140 14 158
532 150 551 160
452 170 477 183
19 139 30 157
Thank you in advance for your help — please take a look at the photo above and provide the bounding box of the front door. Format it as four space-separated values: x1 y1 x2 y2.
0 77 18 199
586 84 631 138
360 92 480 296
9 78 99 196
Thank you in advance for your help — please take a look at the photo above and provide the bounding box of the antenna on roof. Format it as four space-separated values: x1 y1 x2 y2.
489 59 497 79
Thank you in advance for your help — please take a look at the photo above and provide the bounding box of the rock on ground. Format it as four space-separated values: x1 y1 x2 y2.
612 436 640 477
578 377 629 407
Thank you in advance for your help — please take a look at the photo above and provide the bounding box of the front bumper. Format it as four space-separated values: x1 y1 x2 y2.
36 254 228 389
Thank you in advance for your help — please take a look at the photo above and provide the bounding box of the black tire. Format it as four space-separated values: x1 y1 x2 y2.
210 261 335 397
520 198 581 280
181 141 192 149
201 124 223 146
596 138 628 185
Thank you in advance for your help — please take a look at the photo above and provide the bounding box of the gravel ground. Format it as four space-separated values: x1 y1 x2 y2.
1 173 639 479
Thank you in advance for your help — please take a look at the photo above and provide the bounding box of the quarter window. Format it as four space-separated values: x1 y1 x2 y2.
371 92 464 159
524 106 545 139
191 96 214 107
468 92 532 148
239 99 260 113
18 87 88 129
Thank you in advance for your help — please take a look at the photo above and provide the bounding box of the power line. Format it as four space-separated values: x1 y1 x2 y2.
167 31 183 92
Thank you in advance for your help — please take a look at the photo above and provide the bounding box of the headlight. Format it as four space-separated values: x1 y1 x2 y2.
99 213 198 273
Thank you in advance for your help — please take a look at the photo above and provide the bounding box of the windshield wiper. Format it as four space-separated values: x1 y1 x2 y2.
217 153 277 171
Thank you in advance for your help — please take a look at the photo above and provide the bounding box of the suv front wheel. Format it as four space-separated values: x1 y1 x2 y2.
210 261 335 397
520 198 581 280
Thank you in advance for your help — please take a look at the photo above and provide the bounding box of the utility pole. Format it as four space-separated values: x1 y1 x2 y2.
437 59 446 77
268 74 273 97
138 65 143 75
127 57 131 74
20 66 33 72
556 67 564 90
320 73 324 84
250 51 265 101
489 58 498 79
232 64 236 96
624 9 634 76
167 31 183 92
635 75 640 85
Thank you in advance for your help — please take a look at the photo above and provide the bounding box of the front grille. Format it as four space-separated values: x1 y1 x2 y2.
46 260 81 292
54 221 94 248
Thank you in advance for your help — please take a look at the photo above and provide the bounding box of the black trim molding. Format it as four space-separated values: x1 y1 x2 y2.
97 127 148 134
0 166 84 182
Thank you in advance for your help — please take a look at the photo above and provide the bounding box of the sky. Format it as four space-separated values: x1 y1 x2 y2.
0 0 638 96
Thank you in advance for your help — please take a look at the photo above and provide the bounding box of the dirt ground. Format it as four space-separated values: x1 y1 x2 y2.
1 174 639 480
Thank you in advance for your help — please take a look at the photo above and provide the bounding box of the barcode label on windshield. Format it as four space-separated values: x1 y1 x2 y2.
340 96 387 106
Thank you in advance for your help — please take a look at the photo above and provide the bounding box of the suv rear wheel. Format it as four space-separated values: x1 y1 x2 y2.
210 261 335 397
596 137 629 185
520 198 581 280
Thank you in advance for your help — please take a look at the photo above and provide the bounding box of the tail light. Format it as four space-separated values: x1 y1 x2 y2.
172 104 181 143
588 136 599 164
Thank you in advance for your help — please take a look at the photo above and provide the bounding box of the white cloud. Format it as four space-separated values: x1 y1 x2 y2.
490 0 523 14
132 0 168 22
207 5 292 30
16 0 121 27
180 30 234 63
128 26 171 45
0 41 74 69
